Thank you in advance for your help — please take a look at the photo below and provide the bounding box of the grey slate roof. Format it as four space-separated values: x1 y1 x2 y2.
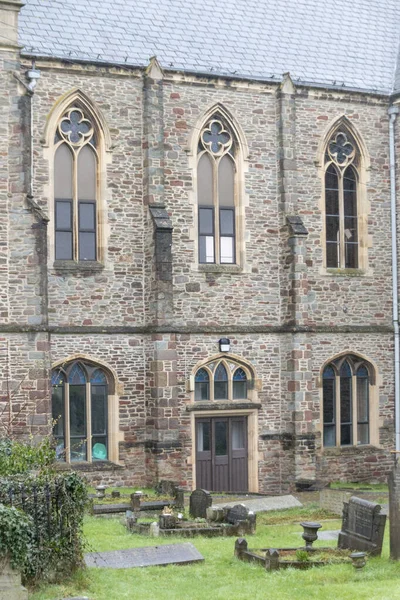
18 0 400 94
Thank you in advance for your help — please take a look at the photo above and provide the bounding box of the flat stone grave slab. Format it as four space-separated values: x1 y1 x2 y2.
85 543 204 569
212 494 302 514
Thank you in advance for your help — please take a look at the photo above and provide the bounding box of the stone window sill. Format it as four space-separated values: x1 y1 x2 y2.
322 444 379 455
186 401 261 412
324 268 366 277
55 460 123 472
198 264 242 274
53 260 104 273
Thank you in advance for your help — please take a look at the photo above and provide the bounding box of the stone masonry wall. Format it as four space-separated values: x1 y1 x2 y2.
0 41 396 491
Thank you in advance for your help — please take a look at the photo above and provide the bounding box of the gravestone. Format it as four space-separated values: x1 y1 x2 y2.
388 458 400 559
85 543 204 568
226 504 249 524
155 480 178 497
112 490 121 498
189 489 212 519
338 496 386 556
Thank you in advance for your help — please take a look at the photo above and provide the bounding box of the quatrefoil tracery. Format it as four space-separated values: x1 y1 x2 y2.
201 119 232 156
327 131 356 168
58 108 94 147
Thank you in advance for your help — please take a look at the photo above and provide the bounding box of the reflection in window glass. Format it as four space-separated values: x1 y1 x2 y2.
232 421 245 449
215 421 227 455
197 421 211 452
214 363 228 400
195 369 210 401
233 368 247 399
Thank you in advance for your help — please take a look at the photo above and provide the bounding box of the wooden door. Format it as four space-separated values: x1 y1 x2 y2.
195 416 248 492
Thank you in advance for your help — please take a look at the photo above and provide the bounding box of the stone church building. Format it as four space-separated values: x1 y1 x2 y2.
0 0 399 493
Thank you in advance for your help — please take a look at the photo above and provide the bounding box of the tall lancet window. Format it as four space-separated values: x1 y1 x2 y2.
54 107 98 261
325 131 359 269
197 118 237 264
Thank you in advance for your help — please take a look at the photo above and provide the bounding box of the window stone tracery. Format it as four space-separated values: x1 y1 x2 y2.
54 105 99 262
324 128 360 269
197 115 237 264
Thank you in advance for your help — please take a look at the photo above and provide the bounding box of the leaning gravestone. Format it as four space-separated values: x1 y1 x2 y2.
338 496 386 556
85 543 204 568
189 489 212 519
226 504 249 524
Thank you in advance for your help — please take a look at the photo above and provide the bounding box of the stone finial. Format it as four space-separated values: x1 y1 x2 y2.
280 72 296 94
145 56 164 80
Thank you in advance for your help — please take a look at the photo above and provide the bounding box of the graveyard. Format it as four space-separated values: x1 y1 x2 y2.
25 482 400 600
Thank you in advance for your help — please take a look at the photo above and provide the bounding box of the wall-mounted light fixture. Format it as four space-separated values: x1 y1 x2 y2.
219 338 230 352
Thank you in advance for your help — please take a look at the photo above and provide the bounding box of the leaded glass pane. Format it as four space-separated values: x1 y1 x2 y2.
51 370 65 386
56 201 72 230
90 369 107 385
198 154 213 206
199 208 214 234
78 145 96 200
197 421 211 452
55 232 73 260
340 364 352 445
323 367 335 447
232 421 245 449
215 421 227 455
220 237 234 263
215 363 228 380
54 144 73 199
79 232 96 261
218 155 235 207
195 368 209 382
68 363 86 384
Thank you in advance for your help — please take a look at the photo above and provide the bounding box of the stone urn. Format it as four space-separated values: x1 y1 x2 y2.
96 485 107 499
300 522 322 548
350 551 367 569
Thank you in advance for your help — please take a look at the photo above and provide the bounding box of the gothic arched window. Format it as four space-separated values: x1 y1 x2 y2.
54 107 98 261
324 131 359 269
194 360 249 402
322 355 372 447
197 117 237 264
51 360 109 462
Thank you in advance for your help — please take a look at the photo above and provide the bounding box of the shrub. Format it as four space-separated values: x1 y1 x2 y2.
0 437 56 476
0 503 33 571
0 471 88 583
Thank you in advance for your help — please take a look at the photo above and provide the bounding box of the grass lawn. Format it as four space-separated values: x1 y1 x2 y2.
30 505 400 600
329 481 388 492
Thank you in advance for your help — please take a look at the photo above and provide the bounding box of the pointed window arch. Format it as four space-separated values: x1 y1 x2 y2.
51 360 110 462
194 359 252 402
197 115 238 264
54 105 99 262
324 128 362 269
322 354 373 447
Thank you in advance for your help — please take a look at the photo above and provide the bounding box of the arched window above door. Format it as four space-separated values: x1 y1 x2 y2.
194 359 250 402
